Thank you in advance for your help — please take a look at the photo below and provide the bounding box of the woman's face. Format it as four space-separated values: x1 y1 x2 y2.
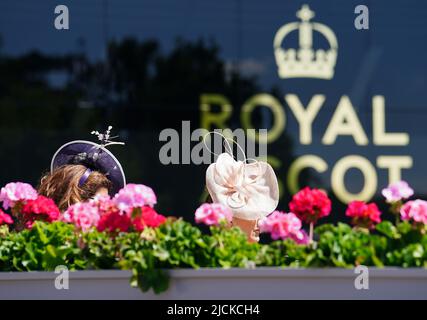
95 187 109 197
232 217 260 243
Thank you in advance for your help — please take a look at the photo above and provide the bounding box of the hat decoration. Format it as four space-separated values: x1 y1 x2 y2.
51 126 126 196
204 132 279 220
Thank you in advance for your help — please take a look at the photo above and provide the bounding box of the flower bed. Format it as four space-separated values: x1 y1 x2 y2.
0 181 426 295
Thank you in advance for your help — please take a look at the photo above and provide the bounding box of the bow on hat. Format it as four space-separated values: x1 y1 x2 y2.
206 153 279 220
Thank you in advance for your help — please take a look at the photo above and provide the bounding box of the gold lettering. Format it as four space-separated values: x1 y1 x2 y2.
200 94 232 130
373 95 409 145
331 155 377 203
287 155 328 194
377 155 413 183
286 94 325 145
241 94 285 143
322 96 369 145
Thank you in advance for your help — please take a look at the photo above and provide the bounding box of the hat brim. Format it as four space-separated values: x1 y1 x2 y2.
51 140 126 196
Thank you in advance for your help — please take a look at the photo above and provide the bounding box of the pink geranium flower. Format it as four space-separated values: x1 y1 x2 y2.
114 184 157 213
195 203 232 226
259 211 308 244
346 201 382 229
0 182 37 210
400 200 427 225
0 209 13 225
382 181 414 203
62 202 100 231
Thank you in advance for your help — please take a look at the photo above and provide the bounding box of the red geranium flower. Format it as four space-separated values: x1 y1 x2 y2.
289 187 331 224
93 196 166 234
94 196 132 233
346 201 381 229
21 195 60 228
132 206 166 232
97 210 132 233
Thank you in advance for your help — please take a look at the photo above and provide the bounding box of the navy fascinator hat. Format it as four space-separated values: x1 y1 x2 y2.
50 126 126 196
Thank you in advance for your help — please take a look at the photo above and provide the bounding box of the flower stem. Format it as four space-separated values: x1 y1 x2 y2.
309 222 314 244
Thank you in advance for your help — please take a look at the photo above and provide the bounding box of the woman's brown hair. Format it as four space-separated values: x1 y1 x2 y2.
38 164 112 211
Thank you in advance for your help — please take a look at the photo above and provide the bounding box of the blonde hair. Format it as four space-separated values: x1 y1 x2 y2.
38 164 112 211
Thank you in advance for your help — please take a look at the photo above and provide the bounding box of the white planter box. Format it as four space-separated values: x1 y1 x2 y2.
0 268 426 299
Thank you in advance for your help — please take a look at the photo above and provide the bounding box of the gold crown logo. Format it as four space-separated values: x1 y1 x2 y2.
274 4 338 80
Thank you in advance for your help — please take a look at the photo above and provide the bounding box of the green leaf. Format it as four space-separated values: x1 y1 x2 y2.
397 221 412 234
34 222 49 244
376 221 401 239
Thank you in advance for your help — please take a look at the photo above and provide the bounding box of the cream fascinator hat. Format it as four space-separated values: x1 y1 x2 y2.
205 132 279 220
